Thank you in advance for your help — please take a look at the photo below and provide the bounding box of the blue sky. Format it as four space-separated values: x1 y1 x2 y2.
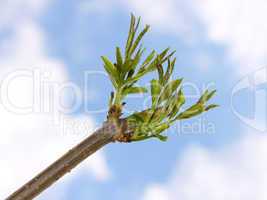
1 1 267 200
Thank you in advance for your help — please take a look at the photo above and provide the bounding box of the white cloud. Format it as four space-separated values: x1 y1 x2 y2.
120 0 191 34
0 2 111 199
80 0 195 36
143 184 169 200
0 0 51 29
193 0 267 74
81 0 267 74
123 0 267 74
142 133 267 200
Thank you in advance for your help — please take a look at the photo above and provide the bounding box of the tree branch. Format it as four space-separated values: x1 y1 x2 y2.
6 121 119 200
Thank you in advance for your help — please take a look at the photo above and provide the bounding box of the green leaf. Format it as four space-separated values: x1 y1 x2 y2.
159 48 170 60
164 58 176 82
199 90 209 103
156 63 164 84
128 109 153 123
143 56 160 73
176 103 204 120
126 69 135 79
150 79 161 109
129 25 150 56
154 134 168 141
131 135 154 142
130 47 145 71
116 47 123 70
205 104 219 111
149 107 166 123
126 66 156 85
207 90 217 101
170 89 185 118
198 89 216 103
154 123 170 136
158 79 183 103
128 112 145 123
162 50 176 63
122 59 132 73
125 14 136 58
165 94 178 116
123 86 148 95
141 50 156 69
134 16 141 33
101 56 120 88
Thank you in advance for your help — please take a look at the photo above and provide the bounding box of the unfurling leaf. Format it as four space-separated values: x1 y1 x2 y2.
156 63 164 84
154 123 170 134
176 103 204 119
150 79 161 109
123 86 148 95
207 90 217 101
158 79 182 103
141 50 156 69
106 14 218 143
154 134 168 141
205 104 219 111
198 89 217 103
164 58 176 82
125 14 136 58
129 25 150 56
116 47 123 70
101 56 120 88
169 89 185 118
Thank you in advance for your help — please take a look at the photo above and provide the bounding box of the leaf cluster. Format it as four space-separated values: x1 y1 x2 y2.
102 14 218 142
127 62 218 141
102 14 174 107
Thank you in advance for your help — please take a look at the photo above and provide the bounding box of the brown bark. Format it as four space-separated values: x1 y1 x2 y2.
6 121 119 200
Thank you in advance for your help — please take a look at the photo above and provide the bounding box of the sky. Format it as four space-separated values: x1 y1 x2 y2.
0 0 266 199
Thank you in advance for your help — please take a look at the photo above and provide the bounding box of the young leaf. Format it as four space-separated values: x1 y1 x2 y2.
205 104 219 111
207 90 217 101
126 65 157 85
126 69 135 79
149 107 166 123
165 94 178 116
156 64 164 84
150 79 161 109
159 48 170 60
154 123 170 134
141 50 156 69
134 16 141 33
158 79 183 103
128 108 153 123
169 89 185 118
164 58 176 82
125 14 136 58
116 47 123 70
154 134 168 141
129 47 145 72
101 56 120 88
123 86 148 95
129 24 150 56
162 50 176 63
128 112 145 123
176 103 204 119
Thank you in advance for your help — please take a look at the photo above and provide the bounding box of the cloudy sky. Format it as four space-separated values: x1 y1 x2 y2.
0 0 266 199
